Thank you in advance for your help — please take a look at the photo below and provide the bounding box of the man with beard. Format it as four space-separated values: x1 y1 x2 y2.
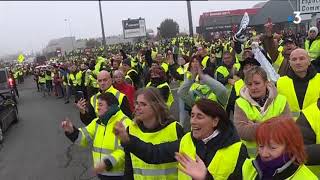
262 21 297 76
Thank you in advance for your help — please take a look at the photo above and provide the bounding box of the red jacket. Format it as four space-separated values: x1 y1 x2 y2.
113 82 135 112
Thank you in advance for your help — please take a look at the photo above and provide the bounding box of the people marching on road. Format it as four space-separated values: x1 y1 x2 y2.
5 15 315 179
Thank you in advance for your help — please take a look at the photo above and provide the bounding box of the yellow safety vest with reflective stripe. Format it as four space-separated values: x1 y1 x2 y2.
128 121 179 179
273 48 284 73
90 86 125 116
176 65 187 85
201 55 210 68
178 132 242 180
301 101 320 176
215 65 239 101
125 69 138 85
236 94 287 156
76 71 82 86
38 76 46 84
277 74 320 119
242 158 317 180
190 83 218 102
305 38 320 60
146 82 174 108
89 74 99 88
45 72 52 81
68 73 77 86
75 111 132 176
234 79 245 97
161 63 169 73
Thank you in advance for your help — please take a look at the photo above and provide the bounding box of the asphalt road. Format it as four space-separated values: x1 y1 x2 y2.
0 77 182 180
0 77 99 180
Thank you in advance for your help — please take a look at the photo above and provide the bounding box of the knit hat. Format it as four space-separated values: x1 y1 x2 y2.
309 26 319 35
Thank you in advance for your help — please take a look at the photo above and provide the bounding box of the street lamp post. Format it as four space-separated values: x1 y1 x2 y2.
98 0 107 52
64 18 75 50
186 0 194 37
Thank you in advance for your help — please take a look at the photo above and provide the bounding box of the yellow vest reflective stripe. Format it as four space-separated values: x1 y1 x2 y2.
128 121 179 179
234 79 245 97
302 102 320 176
236 95 287 156
90 86 125 116
76 71 82 86
75 112 132 176
125 69 138 85
273 51 284 73
277 74 320 119
191 83 218 102
178 132 242 180
242 158 318 179
305 39 320 60
161 63 169 73
89 74 99 88
68 73 77 86
45 73 52 80
201 56 209 68
303 101 320 144
38 76 46 83
157 82 174 108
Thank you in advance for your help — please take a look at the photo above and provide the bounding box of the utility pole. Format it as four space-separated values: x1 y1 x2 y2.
98 0 107 52
186 0 194 37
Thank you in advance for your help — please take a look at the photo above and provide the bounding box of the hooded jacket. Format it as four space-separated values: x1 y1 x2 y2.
234 82 291 141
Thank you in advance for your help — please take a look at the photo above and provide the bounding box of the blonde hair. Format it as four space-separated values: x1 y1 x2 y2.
134 87 173 126
244 66 268 84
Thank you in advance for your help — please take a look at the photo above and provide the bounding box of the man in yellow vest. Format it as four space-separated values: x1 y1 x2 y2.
262 21 297 76
62 92 132 180
277 48 320 119
76 70 132 125
121 59 139 89
305 27 320 72
297 98 320 176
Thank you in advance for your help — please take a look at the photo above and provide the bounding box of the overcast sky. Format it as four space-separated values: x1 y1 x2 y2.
0 1 264 56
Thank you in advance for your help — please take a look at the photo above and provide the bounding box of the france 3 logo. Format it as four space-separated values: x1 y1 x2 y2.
288 11 302 24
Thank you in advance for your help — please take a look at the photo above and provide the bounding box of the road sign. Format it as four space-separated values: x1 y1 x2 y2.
122 18 146 39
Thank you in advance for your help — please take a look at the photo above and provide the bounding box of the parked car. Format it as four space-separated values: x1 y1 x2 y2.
0 93 18 143
0 68 18 103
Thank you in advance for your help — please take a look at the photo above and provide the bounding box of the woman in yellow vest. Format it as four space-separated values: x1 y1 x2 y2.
242 117 317 179
114 98 248 180
296 98 320 177
234 67 291 157
120 87 184 179
62 92 132 180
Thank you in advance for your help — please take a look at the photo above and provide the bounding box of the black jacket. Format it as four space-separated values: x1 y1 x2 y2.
286 65 317 109
80 92 132 125
124 120 184 179
296 98 320 165
122 123 248 180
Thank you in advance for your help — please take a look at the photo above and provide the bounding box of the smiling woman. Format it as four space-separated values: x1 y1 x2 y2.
113 98 249 179
242 117 317 179
234 66 291 157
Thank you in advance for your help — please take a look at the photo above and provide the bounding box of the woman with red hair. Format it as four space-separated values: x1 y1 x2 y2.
242 117 317 179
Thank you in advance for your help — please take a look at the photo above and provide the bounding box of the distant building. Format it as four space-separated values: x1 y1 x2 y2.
196 0 319 40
